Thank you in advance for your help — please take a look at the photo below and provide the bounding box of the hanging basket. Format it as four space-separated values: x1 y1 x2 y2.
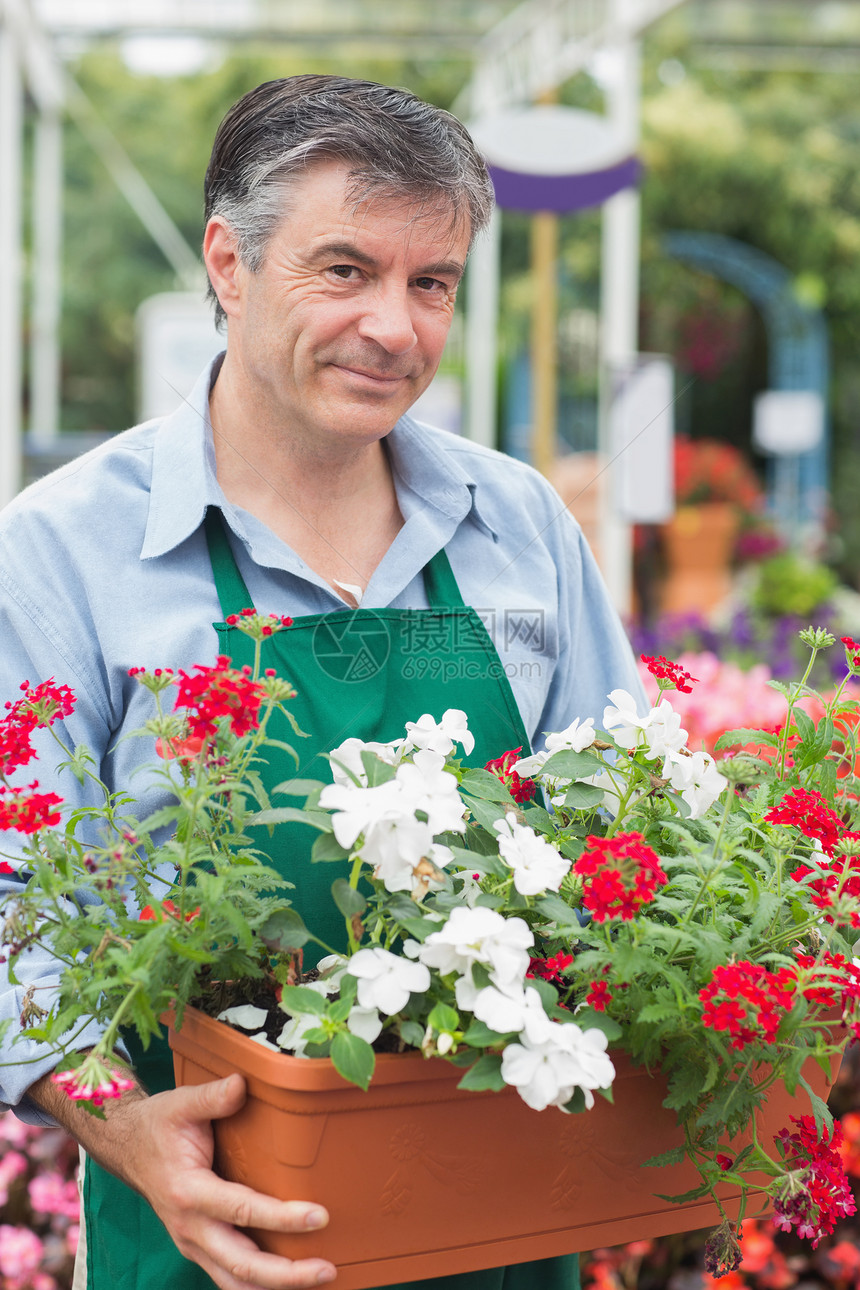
167 1007 842 1290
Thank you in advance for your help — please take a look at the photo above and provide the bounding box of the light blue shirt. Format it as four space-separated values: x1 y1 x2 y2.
0 355 643 1118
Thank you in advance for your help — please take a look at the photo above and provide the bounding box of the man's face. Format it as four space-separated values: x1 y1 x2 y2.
215 160 470 449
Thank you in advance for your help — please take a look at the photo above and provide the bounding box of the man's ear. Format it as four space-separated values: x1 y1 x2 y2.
203 217 244 319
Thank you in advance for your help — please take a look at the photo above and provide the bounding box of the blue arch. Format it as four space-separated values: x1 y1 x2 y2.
663 231 829 534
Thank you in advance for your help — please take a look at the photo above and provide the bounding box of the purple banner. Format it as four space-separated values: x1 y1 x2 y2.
488 155 641 213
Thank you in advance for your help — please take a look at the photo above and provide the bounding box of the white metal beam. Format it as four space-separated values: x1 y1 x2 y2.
0 0 23 509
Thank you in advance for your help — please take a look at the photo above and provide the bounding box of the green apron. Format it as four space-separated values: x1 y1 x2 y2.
84 511 580 1290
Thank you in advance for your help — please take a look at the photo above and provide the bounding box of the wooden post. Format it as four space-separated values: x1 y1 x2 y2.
530 206 558 476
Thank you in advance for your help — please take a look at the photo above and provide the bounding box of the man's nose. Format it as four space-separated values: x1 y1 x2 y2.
356 285 417 356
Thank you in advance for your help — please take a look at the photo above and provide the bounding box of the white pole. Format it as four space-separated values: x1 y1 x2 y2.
464 208 501 448
30 104 63 443
0 3 23 508
597 35 641 616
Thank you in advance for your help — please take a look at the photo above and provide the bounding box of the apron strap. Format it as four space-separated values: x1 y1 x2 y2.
205 509 256 619
422 547 465 610
204 508 465 614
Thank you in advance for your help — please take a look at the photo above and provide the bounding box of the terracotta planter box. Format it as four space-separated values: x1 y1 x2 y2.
168 1007 840 1290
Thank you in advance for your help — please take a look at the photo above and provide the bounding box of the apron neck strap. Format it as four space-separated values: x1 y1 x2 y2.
204 509 466 614
205 509 255 618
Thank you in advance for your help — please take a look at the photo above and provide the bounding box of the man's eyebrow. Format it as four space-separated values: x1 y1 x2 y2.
310 240 465 281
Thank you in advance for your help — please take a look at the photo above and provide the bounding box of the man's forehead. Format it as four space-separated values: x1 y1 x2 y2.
279 158 471 258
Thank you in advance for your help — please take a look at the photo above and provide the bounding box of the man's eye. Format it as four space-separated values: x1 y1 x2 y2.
330 265 357 279
415 277 444 291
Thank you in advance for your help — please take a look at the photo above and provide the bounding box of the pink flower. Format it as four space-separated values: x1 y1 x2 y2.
28 1170 80 1219
0 1224 45 1283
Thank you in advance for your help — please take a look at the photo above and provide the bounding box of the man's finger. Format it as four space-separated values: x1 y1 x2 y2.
192 1221 336 1290
184 1172 330 1236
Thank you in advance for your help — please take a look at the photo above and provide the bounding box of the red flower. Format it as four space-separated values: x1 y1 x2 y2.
716 1154 734 1172
527 951 574 989
795 950 860 1009
485 748 535 804
572 833 667 921
765 788 844 857
773 1115 856 1245
155 735 206 762
586 978 613 1012
699 961 796 1051
173 656 266 739
841 636 860 671
0 784 63 834
640 654 698 694
138 900 200 923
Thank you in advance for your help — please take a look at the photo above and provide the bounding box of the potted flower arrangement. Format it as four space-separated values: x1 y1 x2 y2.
661 436 764 615
2 616 860 1289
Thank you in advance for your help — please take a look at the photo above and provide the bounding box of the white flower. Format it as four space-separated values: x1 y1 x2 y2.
248 1032 279 1051
662 749 728 819
472 983 555 1042
513 719 597 779
510 749 549 777
602 689 650 749
317 778 403 849
603 690 688 762
395 749 467 835
277 1010 323 1057
328 737 402 786
217 1004 269 1030
500 1023 615 1112
545 718 597 755
638 700 689 761
418 906 533 992
346 947 431 1015
494 812 569 896
402 710 475 758
346 1005 383 1044
359 815 436 893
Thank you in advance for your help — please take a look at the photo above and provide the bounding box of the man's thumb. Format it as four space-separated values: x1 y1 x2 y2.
182 1073 246 1122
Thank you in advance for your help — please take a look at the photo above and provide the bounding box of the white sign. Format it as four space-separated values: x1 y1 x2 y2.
753 390 824 456
136 293 223 423
608 356 675 523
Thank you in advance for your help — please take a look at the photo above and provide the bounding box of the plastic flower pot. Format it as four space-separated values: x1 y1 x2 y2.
660 502 740 615
167 1007 843 1290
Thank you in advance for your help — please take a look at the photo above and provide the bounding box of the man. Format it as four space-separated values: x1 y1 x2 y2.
0 76 644 1289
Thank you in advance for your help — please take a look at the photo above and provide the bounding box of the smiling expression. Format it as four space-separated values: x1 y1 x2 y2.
208 160 471 452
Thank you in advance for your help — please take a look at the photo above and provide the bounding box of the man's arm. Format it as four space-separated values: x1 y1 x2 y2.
29 1069 336 1290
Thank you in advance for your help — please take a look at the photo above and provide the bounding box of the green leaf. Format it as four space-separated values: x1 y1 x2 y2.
462 1019 514 1047
311 833 350 864
714 728 779 752
279 985 327 1016
330 1031 375 1090
572 1009 622 1042
427 1002 459 1032
272 778 326 798
398 1020 425 1048
798 1074 834 1138
456 1053 506 1091
642 1145 686 1168
331 878 366 918
465 796 511 833
563 783 605 809
561 1087 588 1114
542 749 604 779
460 768 517 804
449 847 507 879
360 752 397 787
247 806 324 828
258 907 311 950
535 892 584 929
655 1181 711 1204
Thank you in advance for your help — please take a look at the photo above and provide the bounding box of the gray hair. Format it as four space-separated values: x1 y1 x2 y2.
203 74 494 326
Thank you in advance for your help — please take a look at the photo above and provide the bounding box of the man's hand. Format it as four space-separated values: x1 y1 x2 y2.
30 1070 336 1289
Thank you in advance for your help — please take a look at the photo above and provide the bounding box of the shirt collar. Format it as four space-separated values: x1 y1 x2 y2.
141 355 498 560
141 353 227 560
